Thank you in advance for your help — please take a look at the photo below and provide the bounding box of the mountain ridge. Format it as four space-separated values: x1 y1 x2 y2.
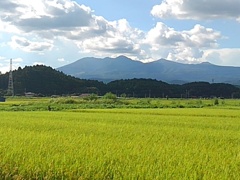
0 64 239 98
57 56 240 85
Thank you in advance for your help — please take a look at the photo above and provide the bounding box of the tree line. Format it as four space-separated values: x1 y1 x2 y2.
0 65 240 98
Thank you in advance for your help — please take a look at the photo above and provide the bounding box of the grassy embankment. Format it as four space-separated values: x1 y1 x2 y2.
1 96 240 110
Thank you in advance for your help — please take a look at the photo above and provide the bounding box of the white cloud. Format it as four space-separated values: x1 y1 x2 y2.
146 23 221 49
144 23 222 63
74 18 146 59
0 66 10 74
0 57 23 73
33 62 45 66
203 48 240 66
9 36 53 52
146 22 185 48
12 58 23 63
151 0 240 21
58 58 65 62
0 0 238 69
0 0 145 58
186 24 221 48
0 0 93 32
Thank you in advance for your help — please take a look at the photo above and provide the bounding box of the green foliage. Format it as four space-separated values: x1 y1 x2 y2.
103 92 117 100
83 94 98 101
1 65 239 98
214 98 219 105
0 65 106 96
120 93 127 98
1 97 240 111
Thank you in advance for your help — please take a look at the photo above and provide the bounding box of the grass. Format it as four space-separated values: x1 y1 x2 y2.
1 96 240 111
0 108 239 179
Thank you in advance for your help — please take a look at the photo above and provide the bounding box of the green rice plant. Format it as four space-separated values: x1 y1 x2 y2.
0 109 239 179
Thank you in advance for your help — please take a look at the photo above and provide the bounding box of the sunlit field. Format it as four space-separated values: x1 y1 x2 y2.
1 96 240 110
0 101 239 179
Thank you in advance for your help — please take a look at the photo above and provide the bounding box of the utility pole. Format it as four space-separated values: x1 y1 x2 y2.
7 59 14 96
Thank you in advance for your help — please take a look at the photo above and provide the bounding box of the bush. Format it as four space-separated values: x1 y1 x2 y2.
50 98 79 104
214 98 219 105
84 94 98 101
120 93 127 98
103 92 117 101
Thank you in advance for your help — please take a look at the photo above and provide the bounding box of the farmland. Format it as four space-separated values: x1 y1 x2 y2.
1 96 240 111
0 97 240 179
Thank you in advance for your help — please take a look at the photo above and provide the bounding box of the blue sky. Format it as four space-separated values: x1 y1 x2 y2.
0 0 240 73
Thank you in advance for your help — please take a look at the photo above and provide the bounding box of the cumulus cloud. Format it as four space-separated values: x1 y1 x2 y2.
0 0 93 31
203 48 240 66
146 22 185 48
145 23 222 62
0 0 145 59
151 0 240 21
76 19 145 59
9 36 53 52
0 0 235 67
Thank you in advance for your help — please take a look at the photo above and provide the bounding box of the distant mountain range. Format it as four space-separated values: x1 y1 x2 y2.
57 56 240 85
1 64 239 98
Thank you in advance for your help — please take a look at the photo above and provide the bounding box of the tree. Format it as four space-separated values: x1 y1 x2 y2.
103 92 117 101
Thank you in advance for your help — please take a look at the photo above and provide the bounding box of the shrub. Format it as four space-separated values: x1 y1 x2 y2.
103 92 117 101
120 93 127 98
214 98 219 105
84 94 98 101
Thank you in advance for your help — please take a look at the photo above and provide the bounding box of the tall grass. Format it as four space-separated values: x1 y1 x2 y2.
1 97 240 111
0 109 239 179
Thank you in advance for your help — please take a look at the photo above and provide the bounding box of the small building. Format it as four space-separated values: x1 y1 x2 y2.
0 97 6 102
80 93 91 98
25 92 36 97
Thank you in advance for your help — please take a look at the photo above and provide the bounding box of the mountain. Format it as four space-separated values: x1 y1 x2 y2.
57 56 145 82
0 65 239 98
57 56 240 85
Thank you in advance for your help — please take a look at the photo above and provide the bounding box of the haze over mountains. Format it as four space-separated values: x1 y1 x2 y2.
57 56 240 85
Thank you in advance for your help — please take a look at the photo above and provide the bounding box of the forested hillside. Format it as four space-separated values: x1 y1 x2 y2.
0 65 106 96
0 65 240 98
108 79 240 98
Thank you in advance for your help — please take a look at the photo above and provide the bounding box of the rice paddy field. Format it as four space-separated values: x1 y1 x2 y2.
0 97 239 179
